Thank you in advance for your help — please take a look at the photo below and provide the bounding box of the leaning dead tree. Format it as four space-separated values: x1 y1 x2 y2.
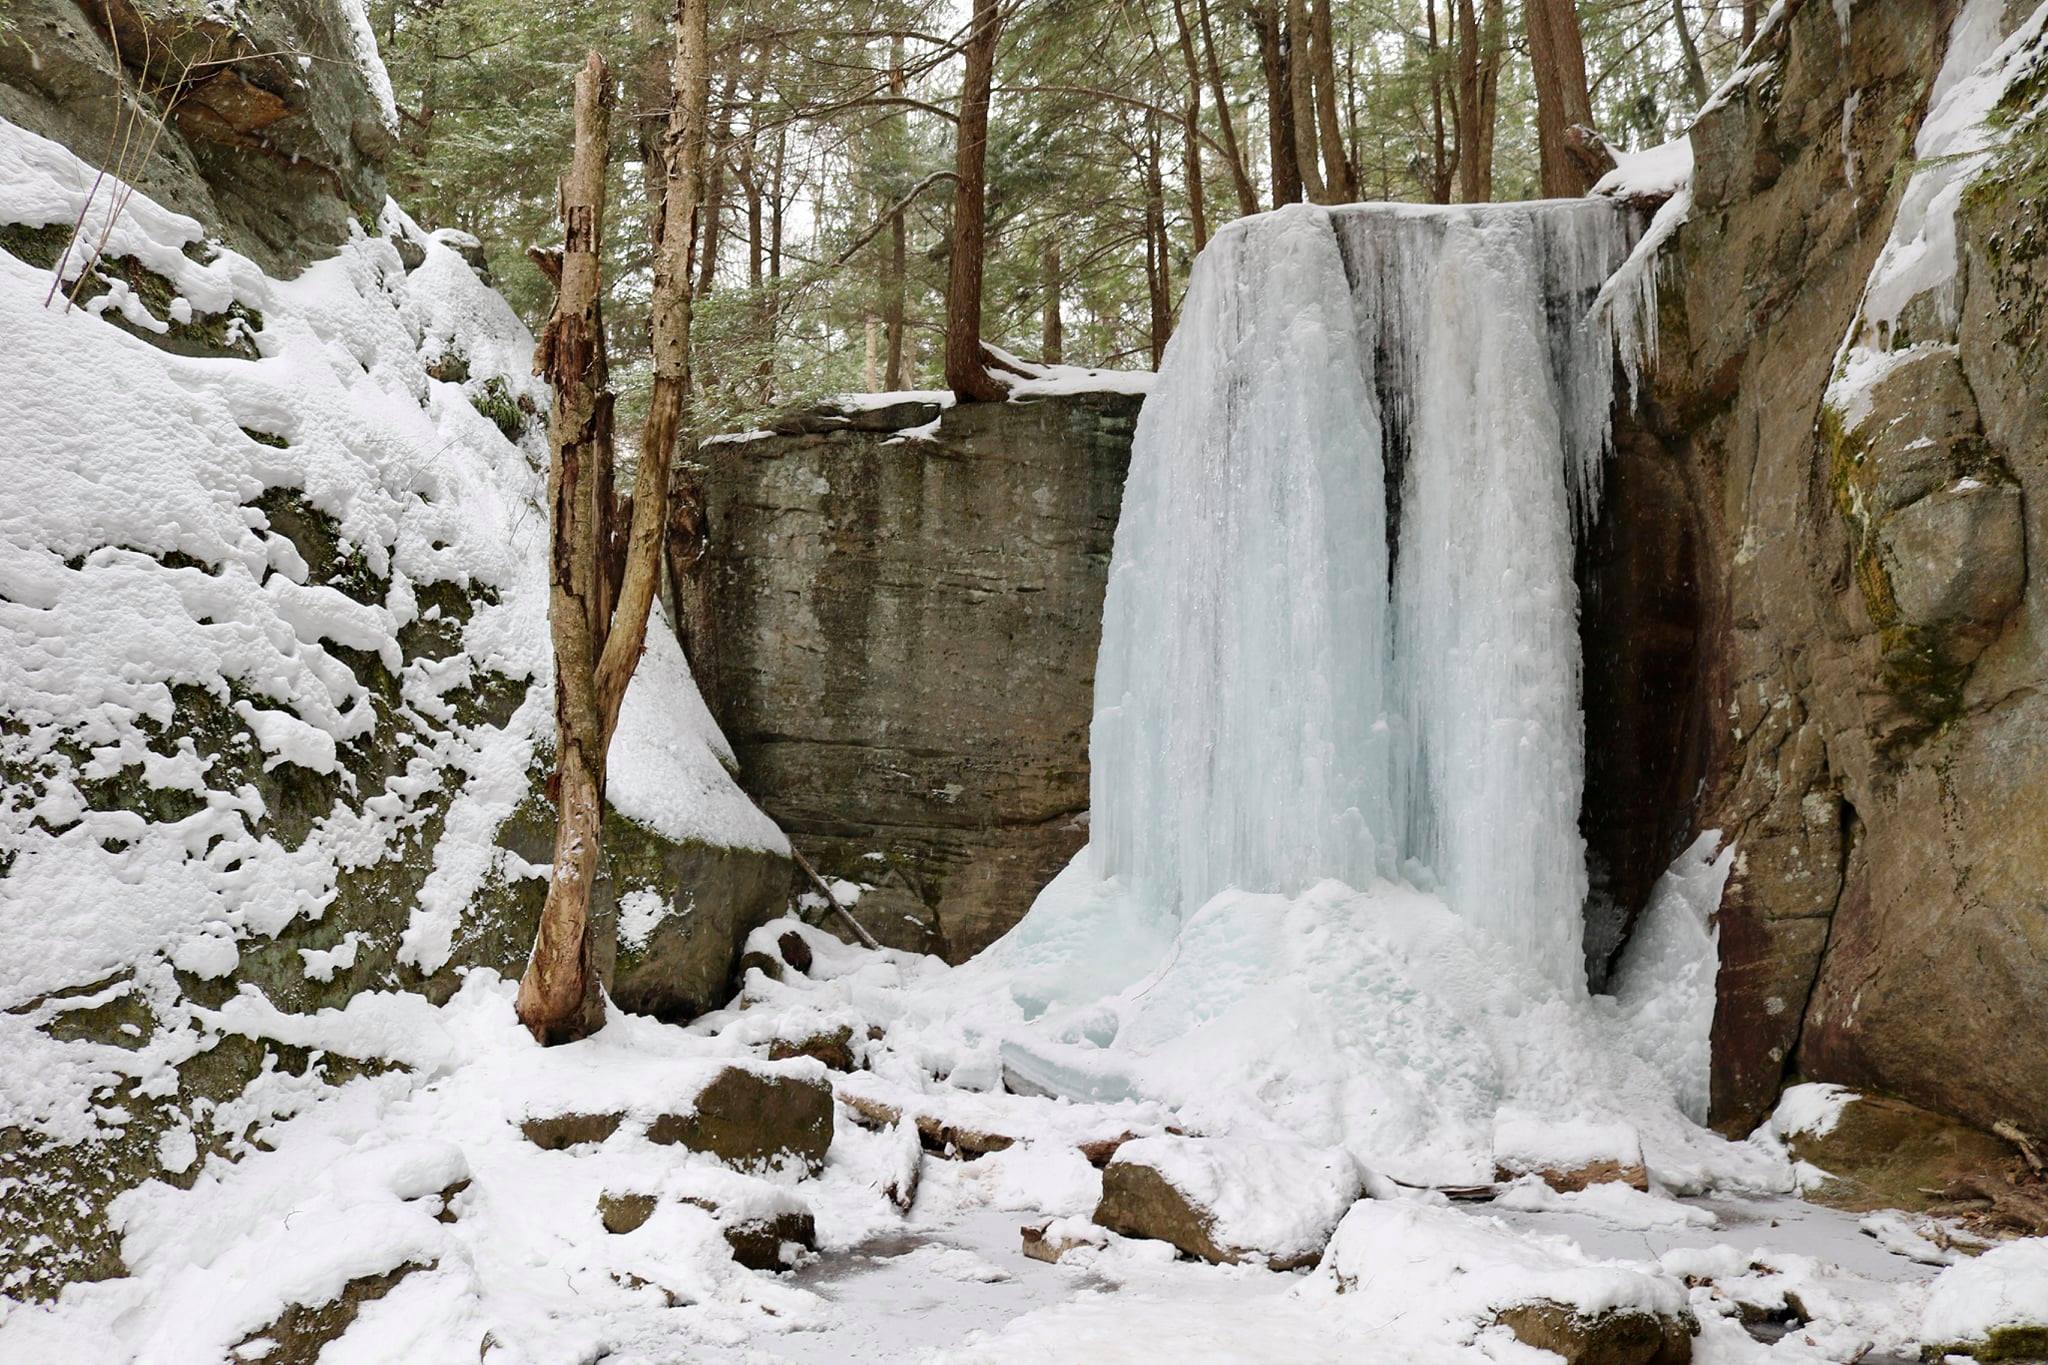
517 0 712 1046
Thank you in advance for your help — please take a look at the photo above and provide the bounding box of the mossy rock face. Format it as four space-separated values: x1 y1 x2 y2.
0 223 265 360
1922 1325 2048 1363
1786 1090 2017 1214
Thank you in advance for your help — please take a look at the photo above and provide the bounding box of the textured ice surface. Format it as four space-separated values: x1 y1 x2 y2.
1093 199 1638 992
1090 205 1395 923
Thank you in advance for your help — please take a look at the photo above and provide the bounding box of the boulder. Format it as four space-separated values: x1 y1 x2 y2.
599 1192 658 1234
1318 1202 1695 1362
1773 1086 2017 1215
1493 1116 1649 1193
1093 1135 1361 1270
711 1206 818 1272
598 1190 816 1270
838 1091 1016 1159
1021 1217 1109 1264
767 1025 857 1072
520 1111 625 1151
1495 1302 1693 1365
646 1064 834 1173
1919 1238 2048 1361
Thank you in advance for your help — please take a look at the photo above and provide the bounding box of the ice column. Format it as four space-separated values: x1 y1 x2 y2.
1339 203 1635 989
1090 205 1396 916
1089 198 1638 993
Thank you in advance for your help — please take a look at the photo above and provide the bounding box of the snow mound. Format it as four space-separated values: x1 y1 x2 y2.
1922 1237 2048 1348
1312 1199 1690 1326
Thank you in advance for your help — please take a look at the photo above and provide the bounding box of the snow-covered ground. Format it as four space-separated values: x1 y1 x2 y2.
3 923 2038 1363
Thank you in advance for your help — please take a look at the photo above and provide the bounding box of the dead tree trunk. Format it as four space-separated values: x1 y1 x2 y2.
519 52 617 1046
518 0 712 1047
945 0 1006 403
1526 0 1596 198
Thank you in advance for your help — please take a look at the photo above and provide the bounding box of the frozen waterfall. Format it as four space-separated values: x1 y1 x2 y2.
1088 199 1642 993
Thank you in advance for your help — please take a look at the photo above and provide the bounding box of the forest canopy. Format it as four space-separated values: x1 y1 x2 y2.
371 0 1756 431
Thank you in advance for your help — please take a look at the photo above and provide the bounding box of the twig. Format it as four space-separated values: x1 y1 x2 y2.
788 847 880 951
1994 1120 2046 1179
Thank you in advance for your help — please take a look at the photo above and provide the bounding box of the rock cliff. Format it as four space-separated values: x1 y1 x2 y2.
1622 0 2048 1135
696 390 1140 960
2 0 395 274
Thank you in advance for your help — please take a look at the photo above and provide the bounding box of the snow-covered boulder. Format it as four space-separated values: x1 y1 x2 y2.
1493 1113 1651 1192
1920 1237 2048 1361
1314 1201 1695 1364
1093 1134 1362 1270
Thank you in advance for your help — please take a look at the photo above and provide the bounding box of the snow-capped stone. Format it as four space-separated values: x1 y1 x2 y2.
1093 1134 1362 1270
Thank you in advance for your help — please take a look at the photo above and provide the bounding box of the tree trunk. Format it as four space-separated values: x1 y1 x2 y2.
1042 240 1062 365
1145 115 1172 367
1526 0 1596 198
1742 0 1758 46
883 34 908 389
1309 0 1355 201
945 0 1005 403
1285 0 1326 202
1196 0 1253 215
694 59 741 297
1169 0 1209 251
1672 0 1711 108
1453 0 1505 202
519 52 616 1047
518 4 711 1048
1425 0 1453 203
1192 0 1259 216
1254 0 1301 209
